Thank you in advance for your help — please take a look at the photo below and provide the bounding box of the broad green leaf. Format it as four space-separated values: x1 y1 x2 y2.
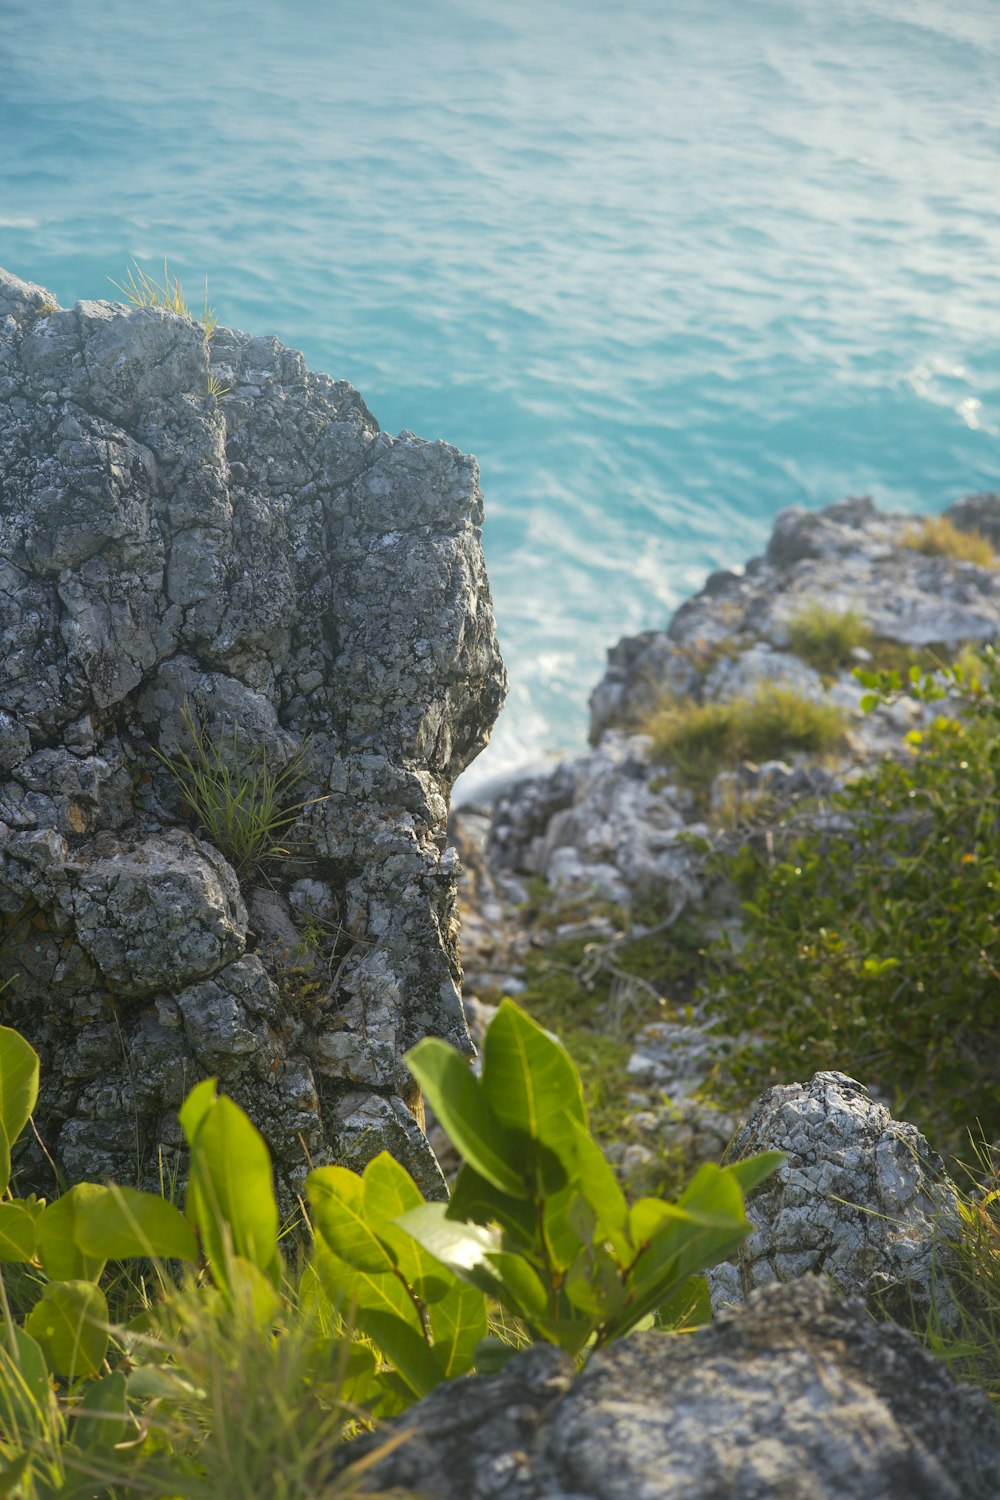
564 1118 630 1257
306 1166 395 1275
0 1202 36 1263
678 1162 749 1222
471 1335 521 1375
227 1255 281 1327
25 1280 108 1380
36 1185 107 1282
526 1314 594 1358
446 1163 535 1245
177 1076 218 1144
74 1185 198 1263
0 1324 52 1441
355 1309 442 1399
0 1125 9 1202
725 1151 785 1200
186 1095 281 1286
428 1280 489 1379
0 1027 39 1160
542 1185 590 1273
396 1203 500 1278
482 1251 550 1321
0 1452 32 1495
363 1153 451 1303
311 1239 423 1334
653 1273 713 1331
70 1370 130 1451
405 1039 527 1198
564 1241 624 1322
482 1001 587 1167
127 1365 206 1403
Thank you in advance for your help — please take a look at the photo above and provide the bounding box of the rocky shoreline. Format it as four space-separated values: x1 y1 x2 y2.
3 262 999 1497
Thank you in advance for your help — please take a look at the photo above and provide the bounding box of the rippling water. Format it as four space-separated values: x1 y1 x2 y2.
2 0 999 794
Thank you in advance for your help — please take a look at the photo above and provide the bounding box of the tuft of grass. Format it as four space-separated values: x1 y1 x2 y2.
903 515 998 568
786 603 872 677
155 704 324 883
110 258 219 339
642 683 847 786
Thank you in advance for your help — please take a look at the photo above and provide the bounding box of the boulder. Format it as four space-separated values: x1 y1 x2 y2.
0 265 506 1199
710 1071 960 1328
339 1278 1000 1499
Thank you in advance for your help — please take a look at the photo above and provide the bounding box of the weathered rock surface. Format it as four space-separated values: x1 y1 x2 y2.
710 1072 960 1327
0 265 505 1197
339 1278 1000 1499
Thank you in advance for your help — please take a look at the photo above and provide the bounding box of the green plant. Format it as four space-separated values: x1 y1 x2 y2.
785 603 871 677
706 649 1000 1149
399 1000 781 1359
155 705 322 881
642 682 846 786
902 515 997 568
110 259 218 339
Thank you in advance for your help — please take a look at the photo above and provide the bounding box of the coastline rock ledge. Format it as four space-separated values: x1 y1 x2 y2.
0 266 506 1198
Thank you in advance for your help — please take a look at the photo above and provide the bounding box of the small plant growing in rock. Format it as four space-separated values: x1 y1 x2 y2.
642 682 846 786
109 257 219 339
902 515 997 568
156 704 321 881
785 602 871 676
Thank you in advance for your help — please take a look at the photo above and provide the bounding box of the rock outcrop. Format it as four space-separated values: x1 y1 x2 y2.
711 1072 960 1327
338 1277 1000 1500
0 266 506 1198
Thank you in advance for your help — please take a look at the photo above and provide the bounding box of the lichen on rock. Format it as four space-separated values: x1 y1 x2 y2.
0 264 506 1200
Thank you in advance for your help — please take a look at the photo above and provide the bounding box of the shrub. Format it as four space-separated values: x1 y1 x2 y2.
785 603 871 676
902 515 997 568
0 1007 780 1492
642 683 846 786
707 650 1000 1150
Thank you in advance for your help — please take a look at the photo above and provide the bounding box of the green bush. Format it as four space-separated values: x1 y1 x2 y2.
642 682 846 786
0 1007 779 1494
785 603 871 676
707 651 1000 1150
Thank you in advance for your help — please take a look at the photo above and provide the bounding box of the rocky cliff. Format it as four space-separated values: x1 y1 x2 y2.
0 266 506 1199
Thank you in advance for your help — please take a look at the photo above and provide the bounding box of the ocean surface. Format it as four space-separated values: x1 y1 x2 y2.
2 0 999 798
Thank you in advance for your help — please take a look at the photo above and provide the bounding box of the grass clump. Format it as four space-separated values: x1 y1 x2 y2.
156 704 322 882
903 515 997 568
785 603 872 676
110 257 219 339
642 682 846 786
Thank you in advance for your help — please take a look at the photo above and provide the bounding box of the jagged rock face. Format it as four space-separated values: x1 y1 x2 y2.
0 266 506 1199
589 493 1000 743
337 1278 1000 1500
711 1072 959 1328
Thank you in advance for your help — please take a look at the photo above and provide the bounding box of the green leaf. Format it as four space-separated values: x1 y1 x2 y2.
185 1094 281 1287
860 693 880 714
36 1185 108 1282
405 1038 527 1198
0 1324 52 1441
25 1280 108 1380
70 1370 130 1451
446 1164 535 1245
428 1280 489 1379
311 1239 423 1334
363 1152 451 1303
481 1000 587 1166
306 1165 395 1275
356 1309 442 1399
73 1185 198 1263
0 1126 9 1204
724 1151 785 1200
652 1273 713 1331
0 1027 39 1165
0 1201 37 1263
482 1251 550 1321
395 1203 504 1299
177 1076 217 1144
564 1118 631 1258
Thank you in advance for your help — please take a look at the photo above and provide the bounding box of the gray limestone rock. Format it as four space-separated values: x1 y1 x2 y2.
339 1278 1000 1499
0 265 505 1199
710 1072 960 1328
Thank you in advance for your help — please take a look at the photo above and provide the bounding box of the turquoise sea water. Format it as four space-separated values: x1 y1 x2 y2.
2 0 999 795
